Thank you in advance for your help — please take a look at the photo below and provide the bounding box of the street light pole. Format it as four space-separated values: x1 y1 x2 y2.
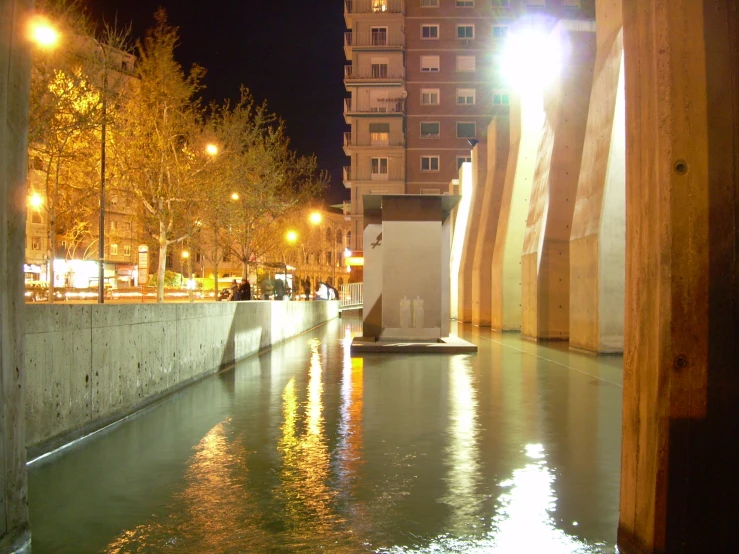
97 41 107 303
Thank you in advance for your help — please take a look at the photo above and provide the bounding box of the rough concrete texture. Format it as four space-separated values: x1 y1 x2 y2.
620 0 738 552
24 301 338 456
456 146 488 323
490 91 545 331
471 117 509 327
521 25 596 341
570 2 626 353
0 0 32 551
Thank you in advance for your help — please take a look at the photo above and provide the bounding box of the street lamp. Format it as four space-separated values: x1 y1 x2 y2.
96 38 109 304
28 17 59 49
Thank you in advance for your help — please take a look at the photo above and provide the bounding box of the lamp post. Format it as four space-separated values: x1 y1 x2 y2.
96 39 108 303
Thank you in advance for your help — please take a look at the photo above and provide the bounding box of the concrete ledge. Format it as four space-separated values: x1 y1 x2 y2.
24 300 338 457
350 335 478 354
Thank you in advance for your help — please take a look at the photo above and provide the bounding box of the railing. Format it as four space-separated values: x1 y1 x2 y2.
344 64 405 81
345 0 404 15
339 282 363 310
344 97 405 115
344 31 405 49
344 131 405 148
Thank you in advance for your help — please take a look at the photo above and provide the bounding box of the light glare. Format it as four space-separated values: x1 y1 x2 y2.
205 143 218 156
501 27 563 90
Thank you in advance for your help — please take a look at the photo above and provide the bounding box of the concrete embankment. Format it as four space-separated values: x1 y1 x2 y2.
24 301 339 458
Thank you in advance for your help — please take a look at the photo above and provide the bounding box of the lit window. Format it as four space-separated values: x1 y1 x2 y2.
124 245 131 256
421 25 439 39
369 123 390 146
493 26 508 39
456 122 476 138
457 88 476 104
421 88 440 105
457 155 472 169
372 0 388 12
421 55 440 72
456 55 476 72
110 220 118 231
110 244 118 255
420 122 440 138
421 156 440 171
457 25 474 39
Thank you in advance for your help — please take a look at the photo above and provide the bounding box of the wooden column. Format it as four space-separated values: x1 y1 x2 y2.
0 0 32 552
620 0 739 551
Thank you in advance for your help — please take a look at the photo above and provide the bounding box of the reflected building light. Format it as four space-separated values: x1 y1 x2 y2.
442 356 482 532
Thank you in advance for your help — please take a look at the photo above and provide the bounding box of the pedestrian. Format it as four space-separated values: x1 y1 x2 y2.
229 279 238 301
302 278 311 301
261 277 274 300
274 278 285 300
237 278 251 301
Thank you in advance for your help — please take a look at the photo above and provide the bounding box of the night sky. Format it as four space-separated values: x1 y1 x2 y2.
85 0 349 205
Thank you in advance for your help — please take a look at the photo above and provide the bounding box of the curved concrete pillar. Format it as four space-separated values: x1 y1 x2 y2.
471 117 509 327
569 3 626 353
490 93 544 331
521 23 596 341
0 0 32 551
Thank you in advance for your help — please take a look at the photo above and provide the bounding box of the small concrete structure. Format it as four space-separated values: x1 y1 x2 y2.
352 194 477 354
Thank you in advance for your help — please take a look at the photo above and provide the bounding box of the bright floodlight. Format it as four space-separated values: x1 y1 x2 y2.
231 192 239 201
286 230 298 243
29 193 43 208
500 26 562 90
309 212 322 225
29 17 59 49
205 143 218 156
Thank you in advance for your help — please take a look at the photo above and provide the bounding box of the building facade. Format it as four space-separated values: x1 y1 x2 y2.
342 0 595 251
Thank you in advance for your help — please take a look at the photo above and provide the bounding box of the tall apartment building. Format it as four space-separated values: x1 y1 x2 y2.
342 0 594 251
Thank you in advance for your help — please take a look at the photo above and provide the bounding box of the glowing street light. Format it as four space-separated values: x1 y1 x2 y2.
231 192 239 201
181 250 190 259
29 193 43 208
205 143 219 156
309 211 322 225
500 25 564 91
28 17 59 49
286 230 298 244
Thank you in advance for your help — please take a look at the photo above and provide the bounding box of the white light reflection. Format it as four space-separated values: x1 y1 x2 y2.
380 443 612 554
441 356 482 533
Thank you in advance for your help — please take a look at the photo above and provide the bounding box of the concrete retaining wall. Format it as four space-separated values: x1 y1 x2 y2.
24 300 338 457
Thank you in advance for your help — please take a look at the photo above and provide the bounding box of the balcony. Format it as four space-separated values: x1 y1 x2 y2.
344 97 405 120
344 64 405 84
344 0 405 16
342 165 405 183
343 131 405 150
344 31 405 59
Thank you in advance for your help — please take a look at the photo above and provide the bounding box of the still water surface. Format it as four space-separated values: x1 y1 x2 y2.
29 317 622 553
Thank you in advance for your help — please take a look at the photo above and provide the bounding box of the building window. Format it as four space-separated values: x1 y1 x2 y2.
32 237 40 250
124 245 131 256
371 157 389 180
110 221 118 231
371 63 388 78
372 0 388 11
493 26 508 39
421 0 439 6
457 88 476 104
110 244 118 255
31 211 42 224
369 122 390 146
327 251 333 266
456 0 474 6
456 122 476 138
457 155 472 170
121 221 131 231
457 25 474 39
421 88 440 105
456 55 476 72
421 156 440 172
420 122 440 138
493 90 510 105
371 27 388 45
421 25 439 39
420 55 440 72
